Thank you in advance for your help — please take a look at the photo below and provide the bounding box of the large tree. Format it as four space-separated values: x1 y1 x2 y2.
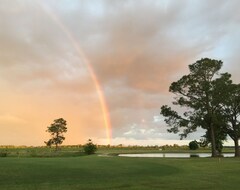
45 118 67 150
160 58 229 157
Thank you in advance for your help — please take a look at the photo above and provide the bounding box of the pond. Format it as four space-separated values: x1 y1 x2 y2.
118 153 235 158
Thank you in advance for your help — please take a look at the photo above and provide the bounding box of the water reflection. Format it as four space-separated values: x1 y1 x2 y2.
118 153 234 158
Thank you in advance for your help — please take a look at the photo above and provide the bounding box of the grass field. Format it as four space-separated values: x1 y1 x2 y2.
0 151 239 189
0 145 235 158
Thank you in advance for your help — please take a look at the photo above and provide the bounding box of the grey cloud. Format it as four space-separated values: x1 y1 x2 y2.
0 0 240 144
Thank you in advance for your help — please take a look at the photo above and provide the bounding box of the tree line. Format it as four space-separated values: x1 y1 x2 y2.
160 58 240 157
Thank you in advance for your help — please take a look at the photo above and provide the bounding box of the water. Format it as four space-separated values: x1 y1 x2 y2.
118 153 235 158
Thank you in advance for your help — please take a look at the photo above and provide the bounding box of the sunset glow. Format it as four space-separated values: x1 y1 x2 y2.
0 0 240 146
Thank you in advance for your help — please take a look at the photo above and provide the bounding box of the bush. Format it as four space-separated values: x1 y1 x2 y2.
189 140 199 150
0 152 7 157
83 139 97 155
190 154 199 158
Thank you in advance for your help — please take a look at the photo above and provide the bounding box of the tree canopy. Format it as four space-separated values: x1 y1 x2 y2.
160 58 240 157
45 118 67 150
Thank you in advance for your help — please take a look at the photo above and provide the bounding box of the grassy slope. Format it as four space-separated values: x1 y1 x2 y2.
0 156 239 190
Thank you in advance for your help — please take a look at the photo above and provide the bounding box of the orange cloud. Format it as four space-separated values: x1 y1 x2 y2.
0 0 240 145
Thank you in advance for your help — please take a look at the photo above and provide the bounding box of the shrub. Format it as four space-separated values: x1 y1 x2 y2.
0 152 7 157
189 140 199 150
190 154 199 158
83 139 97 155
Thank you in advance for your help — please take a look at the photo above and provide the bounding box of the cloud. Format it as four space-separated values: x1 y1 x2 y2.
0 0 240 145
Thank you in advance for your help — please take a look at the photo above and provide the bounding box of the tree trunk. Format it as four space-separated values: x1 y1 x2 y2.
234 139 240 157
55 132 59 151
210 124 218 157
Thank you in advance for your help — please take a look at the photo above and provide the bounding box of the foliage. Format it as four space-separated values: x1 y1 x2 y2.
45 118 67 150
0 152 7 157
83 139 97 155
160 58 230 157
221 84 240 156
189 140 199 150
200 126 226 153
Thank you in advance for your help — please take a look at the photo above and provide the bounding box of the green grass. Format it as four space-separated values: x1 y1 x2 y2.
0 146 235 157
0 147 85 157
0 155 239 189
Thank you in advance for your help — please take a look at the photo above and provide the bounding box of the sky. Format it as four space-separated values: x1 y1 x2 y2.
0 0 240 146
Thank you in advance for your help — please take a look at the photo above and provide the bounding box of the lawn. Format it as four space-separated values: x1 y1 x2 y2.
0 155 239 189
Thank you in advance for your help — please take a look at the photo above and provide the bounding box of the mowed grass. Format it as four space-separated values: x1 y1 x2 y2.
0 156 239 190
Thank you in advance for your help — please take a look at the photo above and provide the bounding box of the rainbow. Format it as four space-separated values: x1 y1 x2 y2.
39 2 112 144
